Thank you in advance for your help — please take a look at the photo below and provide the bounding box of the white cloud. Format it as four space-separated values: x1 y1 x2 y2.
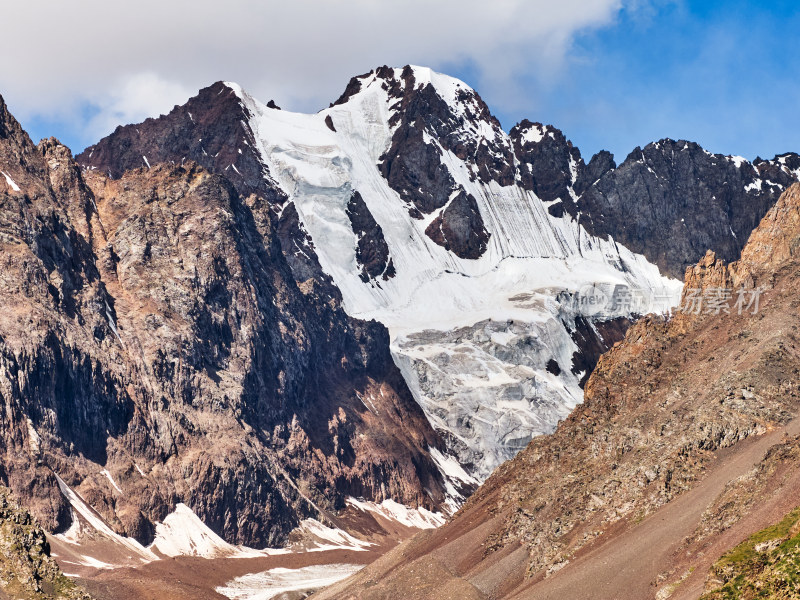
0 0 633 146
85 73 195 141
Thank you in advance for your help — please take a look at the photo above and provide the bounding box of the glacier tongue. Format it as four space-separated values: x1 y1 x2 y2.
394 315 585 481
227 67 682 483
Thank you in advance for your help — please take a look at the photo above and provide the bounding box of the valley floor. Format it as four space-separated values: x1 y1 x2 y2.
71 546 379 600
48 498 432 600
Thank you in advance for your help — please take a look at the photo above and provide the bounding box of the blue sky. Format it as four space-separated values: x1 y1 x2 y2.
8 1 800 163
443 1 800 162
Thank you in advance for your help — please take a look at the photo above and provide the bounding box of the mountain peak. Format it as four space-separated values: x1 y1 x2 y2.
329 64 490 123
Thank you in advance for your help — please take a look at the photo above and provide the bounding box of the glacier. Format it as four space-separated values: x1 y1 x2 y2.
225 66 682 485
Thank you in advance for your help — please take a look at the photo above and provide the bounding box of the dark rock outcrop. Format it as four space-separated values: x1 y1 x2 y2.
573 140 800 279
371 66 500 259
511 120 584 204
567 315 633 387
79 82 270 201
378 71 459 217
346 191 395 282
424 190 490 259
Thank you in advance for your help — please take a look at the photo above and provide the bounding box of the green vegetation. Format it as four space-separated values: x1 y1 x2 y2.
701 506 800 599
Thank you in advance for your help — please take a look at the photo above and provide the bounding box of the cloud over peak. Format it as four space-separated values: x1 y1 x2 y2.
1 0 629 148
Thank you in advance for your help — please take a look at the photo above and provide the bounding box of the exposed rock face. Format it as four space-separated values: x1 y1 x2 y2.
0 486 91 600
0 94 449 549
376 67 460 218
373 65 498 258
424 190 489 259
575 140 799 279
79 82 271 201
77 82 338 303
376 65 515 192
510 120 583 208
346 191 395 282
323 183 800 599
0 96 110 534
736 181 800 275
567 315 633 387
511 126 800 279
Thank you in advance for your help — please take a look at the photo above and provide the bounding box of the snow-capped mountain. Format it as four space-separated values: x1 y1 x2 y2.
82 66 683 482
78 65 800 484
226 67 681 479
2 61 798 600
0 91 456 553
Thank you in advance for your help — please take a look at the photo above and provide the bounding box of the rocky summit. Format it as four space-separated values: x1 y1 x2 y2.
79 68 680 483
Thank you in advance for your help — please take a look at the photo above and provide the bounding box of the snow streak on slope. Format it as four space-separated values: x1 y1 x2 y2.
151 503 256 558
53 473 156 565
346 497 446 529
228 67 682 484
53 477 287 567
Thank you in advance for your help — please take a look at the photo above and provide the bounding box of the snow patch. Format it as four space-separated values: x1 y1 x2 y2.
100 469 122 494
346 497 445 529
521 123 545 144
568 154 578 185
745 179 763 193
60 555 115 571
295 518 373 552
59 509 82 544
53 473 156 562
150 503 238 558
1 171 20 192
429 447 479 487
54 484 282 563
104 301 123 344
216 563 363 600
730 155 748 168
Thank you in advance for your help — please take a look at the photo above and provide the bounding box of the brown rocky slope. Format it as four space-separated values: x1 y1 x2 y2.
319 185 800 599
0 92 450 550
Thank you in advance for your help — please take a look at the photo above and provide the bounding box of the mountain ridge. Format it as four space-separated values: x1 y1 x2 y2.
0 63 798 598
